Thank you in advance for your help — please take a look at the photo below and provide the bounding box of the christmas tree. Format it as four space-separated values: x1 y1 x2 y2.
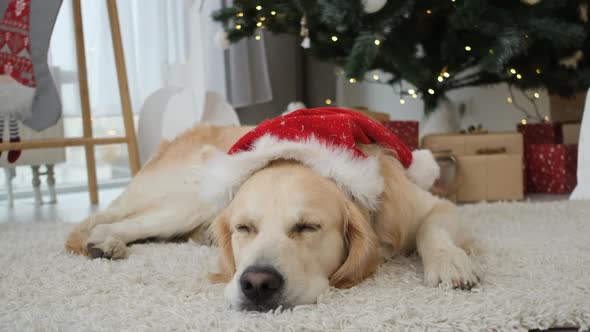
212 0 590 114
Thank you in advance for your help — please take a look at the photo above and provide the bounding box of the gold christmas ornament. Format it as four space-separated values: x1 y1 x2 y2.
559 50 584 69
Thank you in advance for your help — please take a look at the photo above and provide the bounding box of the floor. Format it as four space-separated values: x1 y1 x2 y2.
0 187 123 224
2 197 588 331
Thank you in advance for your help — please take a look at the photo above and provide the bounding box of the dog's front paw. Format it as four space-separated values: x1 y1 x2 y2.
86 225 128 259
423 247 479 290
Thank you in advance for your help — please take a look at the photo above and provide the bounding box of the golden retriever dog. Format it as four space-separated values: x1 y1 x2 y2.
65 123 479 312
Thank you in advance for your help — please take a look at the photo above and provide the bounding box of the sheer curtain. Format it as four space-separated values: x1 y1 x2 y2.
48 0 191 117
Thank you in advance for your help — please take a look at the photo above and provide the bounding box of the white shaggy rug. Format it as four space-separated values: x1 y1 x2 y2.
1 201 590 332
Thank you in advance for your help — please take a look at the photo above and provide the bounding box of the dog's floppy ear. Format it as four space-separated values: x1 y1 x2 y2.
330 200 382 288
208 211 236 283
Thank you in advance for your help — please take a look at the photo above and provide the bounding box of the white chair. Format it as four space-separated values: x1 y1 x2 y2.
137 0 240 164
2 66 67 206
570 87 589 200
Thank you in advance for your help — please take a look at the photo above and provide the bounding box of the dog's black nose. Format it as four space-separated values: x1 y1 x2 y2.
239 266 284 304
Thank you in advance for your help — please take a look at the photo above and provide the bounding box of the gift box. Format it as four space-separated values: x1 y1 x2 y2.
517 122 581 192
349 106 390 121
422 132 524 202
562 123 581 144
527 144 578 194
549 93 586 123
381 121 419 151
517 122 563 146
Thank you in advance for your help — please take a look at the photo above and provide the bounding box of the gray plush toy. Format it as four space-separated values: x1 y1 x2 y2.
0 0 62 163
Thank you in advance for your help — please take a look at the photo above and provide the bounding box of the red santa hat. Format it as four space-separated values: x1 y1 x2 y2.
199 108 439 211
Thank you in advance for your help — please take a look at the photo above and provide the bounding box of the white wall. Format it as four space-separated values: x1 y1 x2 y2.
336 75 550 132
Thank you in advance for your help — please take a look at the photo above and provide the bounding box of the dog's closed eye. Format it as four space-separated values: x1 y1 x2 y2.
235 224 256 234
290 222 321 234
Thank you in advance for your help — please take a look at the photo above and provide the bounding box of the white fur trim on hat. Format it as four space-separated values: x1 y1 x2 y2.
0 75 35 118
197 134 385 211
406 149 440 191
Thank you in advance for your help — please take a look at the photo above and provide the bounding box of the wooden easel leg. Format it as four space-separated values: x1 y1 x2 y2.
72 0 99 204
106 0 141 176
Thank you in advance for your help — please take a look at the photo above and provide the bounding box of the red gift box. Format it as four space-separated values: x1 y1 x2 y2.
517 122 564 192
527 144 578 194
381 121 419 151
517 122 563 146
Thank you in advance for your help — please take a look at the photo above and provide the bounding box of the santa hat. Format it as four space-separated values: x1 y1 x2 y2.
199 108 439 211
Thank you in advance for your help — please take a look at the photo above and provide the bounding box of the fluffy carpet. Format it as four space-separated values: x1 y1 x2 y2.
1 200 590 332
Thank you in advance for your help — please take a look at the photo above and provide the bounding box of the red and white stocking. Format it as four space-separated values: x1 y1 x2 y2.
0 0 35 163
0 0 36 117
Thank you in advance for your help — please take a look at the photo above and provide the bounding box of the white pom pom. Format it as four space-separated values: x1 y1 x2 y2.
362 0 387 14
283 101 307 115
214 31 230 50
406 150 440 190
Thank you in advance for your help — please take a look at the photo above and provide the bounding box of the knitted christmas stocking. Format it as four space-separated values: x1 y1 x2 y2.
0 0 62 130
0 0 36 116
0 0 34 162
0 0 63 162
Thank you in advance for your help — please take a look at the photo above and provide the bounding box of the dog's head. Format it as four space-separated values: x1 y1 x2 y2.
208 161 381 311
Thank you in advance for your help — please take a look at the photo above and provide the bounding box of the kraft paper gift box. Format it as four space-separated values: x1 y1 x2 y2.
381 121 419 151
421 132 524 202
349 106 391 121
562 123 581 144
549 93 586 123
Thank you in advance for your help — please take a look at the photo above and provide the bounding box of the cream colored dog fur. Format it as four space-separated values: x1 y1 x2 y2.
65 124 479 311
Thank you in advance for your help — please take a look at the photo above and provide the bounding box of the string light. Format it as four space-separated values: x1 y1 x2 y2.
507 97 513 103
521 119 528 125
510 69 517 75
465 46 472 51
373 74 380 80
255 35 261 40
400 99 406 104
428 88 435 95
536 68 542 74
256 5 262 10
412 93 418 98
237 12 244 17
235 24 242 30
349 78 357 83
544 115 550 122
325 98 332 105
489 49 494 54
443 72 450 78
516 74 522 79
256 22 263 27
374 39 381 45
533 92 540 99
408 89 416 94
331 35 338 42
437 76 444 82
426 9 432 14
271 11 276 15
260 17 266 21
